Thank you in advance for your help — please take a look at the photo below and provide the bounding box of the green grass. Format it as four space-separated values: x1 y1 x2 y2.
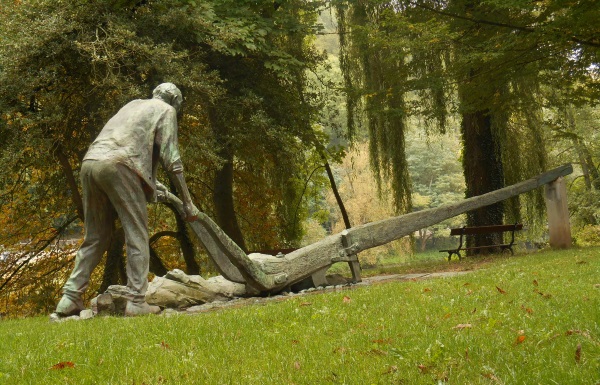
1 248 599 384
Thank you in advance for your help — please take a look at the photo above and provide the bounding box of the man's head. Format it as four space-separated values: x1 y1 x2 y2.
152 83 183 114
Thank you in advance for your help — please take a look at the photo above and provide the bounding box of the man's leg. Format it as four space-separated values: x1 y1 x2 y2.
57 161 115 316
96 163 158 315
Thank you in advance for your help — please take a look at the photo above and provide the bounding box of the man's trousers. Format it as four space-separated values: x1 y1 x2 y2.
62 160 150 303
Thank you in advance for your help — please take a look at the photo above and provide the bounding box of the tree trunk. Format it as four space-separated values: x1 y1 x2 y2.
461 110 505 254
149 246 168 277
324 160 352 229
100 226 126 293
212 127 248 253
165 195 200 275
575 138 600 191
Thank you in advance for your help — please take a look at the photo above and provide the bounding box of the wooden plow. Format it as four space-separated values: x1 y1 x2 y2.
153 164 573 300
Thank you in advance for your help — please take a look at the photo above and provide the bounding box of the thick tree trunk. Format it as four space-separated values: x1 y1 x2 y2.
461 110 505 254
575 138 600 191
52 143 84 221
174 214 200 275
165 197 200 275
149 246 168 277
213 152 248 253
100 226 126 293
210 115 248 253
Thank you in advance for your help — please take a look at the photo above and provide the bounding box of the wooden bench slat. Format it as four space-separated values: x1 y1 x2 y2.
449 224 523 236
440 244 510 252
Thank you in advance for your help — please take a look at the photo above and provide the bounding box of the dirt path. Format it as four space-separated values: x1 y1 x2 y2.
177 270 472 316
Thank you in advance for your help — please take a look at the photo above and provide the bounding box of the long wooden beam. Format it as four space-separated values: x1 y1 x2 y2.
347 164 573 252
162 164 573 291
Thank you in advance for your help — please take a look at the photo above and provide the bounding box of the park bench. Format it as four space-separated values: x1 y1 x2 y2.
440 223 523 261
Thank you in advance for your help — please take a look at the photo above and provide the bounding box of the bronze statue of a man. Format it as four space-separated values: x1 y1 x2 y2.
55 83 198 317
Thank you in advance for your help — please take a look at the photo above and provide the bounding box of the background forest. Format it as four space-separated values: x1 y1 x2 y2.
0 0 598 317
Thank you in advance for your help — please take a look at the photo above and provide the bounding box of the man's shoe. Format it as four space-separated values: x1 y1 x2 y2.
124 301 161 317
55 295 84 317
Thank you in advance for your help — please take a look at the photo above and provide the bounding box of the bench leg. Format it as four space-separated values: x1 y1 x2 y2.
447 251 461 261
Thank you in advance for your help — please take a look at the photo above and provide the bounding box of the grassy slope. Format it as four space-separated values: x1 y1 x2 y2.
1 248 599 384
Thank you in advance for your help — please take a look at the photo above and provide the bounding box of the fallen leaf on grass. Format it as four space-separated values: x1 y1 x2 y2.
294 361 301 370
291 339 300 345
383 365 398 374
50 362 75 370
481 372 502 384
534 289 552 299
496 286 506 294
520 305 533 314
417 364 428 374
453 323 472 330
372 338 393 345
533 279 538 286
158 341 170 350
443 313 452 319
515 335 526 344
367 348 388 356
565 329 594 341
342 296 351 303
423 288 432 293
575 343 582 363
299 302 312 307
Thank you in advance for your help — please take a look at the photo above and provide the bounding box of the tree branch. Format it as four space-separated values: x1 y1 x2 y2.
408 1 600 48
0 215 79 293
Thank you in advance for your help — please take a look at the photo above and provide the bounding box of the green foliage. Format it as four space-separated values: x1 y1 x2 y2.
335 0 600 225
0 248 598 383
0 0 331 315
574 225 600 247
406 124 467 249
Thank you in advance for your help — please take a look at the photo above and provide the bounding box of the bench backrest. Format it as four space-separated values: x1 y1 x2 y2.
449 223 523 236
